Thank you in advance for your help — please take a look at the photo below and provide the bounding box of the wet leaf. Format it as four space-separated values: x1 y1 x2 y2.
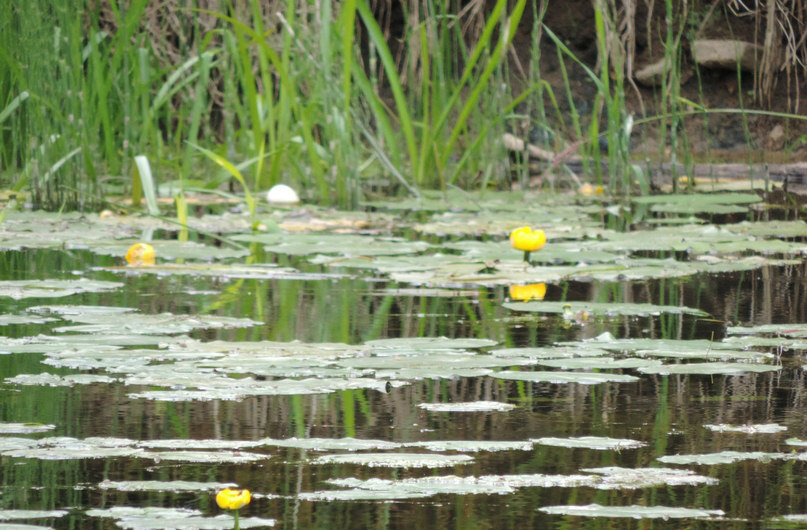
418 401 516 412
540 503 724 519
704 424 787 434
504 301 708 317
0 423 56 434
0 279 122 300
98 480 238 492
313 452 474 468
532 437 646 450
637 362 781 375
495 370 639 385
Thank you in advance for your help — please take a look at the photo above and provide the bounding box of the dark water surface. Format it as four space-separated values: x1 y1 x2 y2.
0 244 805 530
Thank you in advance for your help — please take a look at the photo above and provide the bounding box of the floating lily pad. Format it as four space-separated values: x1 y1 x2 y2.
145 450 269 464
86 507 275 530
637 362 781 375
233 232 430 257
0 423 56 434
721 335 807 350
98 480 238 492
726 324 807 338
658 450 788 465
704 424 787 434
92 239 249 262
540 503 724 519
5 373 117 387
495 370 638 385
258 437 401 452
137 439 263 450
364 337 497 350
582 466 718 489
0 279 122 300
532 437 646 450
0 315 55 326
504 301 708 317
786 438 807 447
313 452 473 468
490 347 610 359
536 357 662 370
403 440 533 452
53 311 259 335
0 511 67 520
0 524 54 530
418 401 516 412
102 263 343 281
1 436 143 460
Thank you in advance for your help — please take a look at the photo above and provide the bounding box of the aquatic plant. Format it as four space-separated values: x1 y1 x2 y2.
215 488 251 530
124 243 156 266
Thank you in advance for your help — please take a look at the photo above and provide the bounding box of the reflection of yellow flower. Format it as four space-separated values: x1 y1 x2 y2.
216 488 251 510
125 243 155 266
509 283 547 302
510 226 546 252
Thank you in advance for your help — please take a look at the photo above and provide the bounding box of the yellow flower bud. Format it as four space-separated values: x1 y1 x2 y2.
509 226 546 252
125 243 155 266
216 488 251 510
509 283 547 302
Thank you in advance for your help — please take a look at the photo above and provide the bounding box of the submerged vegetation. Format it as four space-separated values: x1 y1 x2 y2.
0 1 805 211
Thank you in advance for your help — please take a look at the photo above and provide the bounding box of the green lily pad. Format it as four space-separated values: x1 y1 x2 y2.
540 503 724 519
582 466 718 489
491 347 610 359
363 337 497 350
504 301 708 317
313 452 473 468
786 438 807 447
1 436 143 460
233 232 430 257
495 370 638 385
98 480 238 492
658 450 789 464
0 315 55 325
532 437 646 450
637 362 781 375
102 263 343 281
86 507 275 530
0 524 55 530
91 239 249 261
53 311 260 335
257 437 401 451
418 401 516 412
536 357 662 370
704 424 787 434
0 511 66 520
137 439 263 450
726 324 807 338
0 423 56 434
145 450 269 464
5 373 117 387
403 440 533 452
0 279 122 300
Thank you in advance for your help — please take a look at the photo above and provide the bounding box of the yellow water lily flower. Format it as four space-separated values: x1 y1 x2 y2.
510 226 546 263
509 283 547 302
125 243 155 266
216 488 251 510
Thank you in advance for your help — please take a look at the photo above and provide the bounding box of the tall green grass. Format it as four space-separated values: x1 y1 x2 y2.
1 1 805 213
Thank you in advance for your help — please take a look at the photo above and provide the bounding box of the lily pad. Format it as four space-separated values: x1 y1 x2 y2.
536 357 662 370
0 279 122 300
540 503 724 519
98 480 238 492
363 337 497 350
0 511 66 520
726 324 807 338
86 507 275 530
403 440 533 452
102 263 343 281
233 232 430 257
637 362 781 375
418 401 516 412
504 301 708 317
1 436 143 460
658 450 788 465
0 423 56 434
137 439 263 450
145 450 270 464
490 347 610 359
5 373 117 387
53 311 259 335
258 437 401 452
786 438 807 447
532 436 646 450
0 315 55 326
582 466 718 489
704 424 787 434
495 370 639 385
0 525 54 530
313 452 473 468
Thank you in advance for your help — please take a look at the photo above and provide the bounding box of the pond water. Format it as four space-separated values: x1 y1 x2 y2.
0 189 805 530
